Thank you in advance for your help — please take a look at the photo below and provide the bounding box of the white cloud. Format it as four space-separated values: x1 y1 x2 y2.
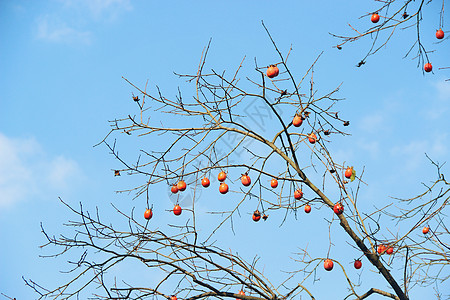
435 80 450 101
0 133 83 209
35 15 92 44
390 140 426 171
83 0 132 20
425 80 450 120
356 139 380 158
34 0 132 44
59 0 132 20
359 113 385 133
46 156 82 189
390 135 448 171
358 99 401 134
0 135 39 207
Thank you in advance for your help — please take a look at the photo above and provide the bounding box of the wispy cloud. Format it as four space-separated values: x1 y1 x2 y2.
34 0 132 44
56 0 132 21
46 155 82 190
390 134 448 171
0 135 35 208
435 80 450 101
353 84 449 169
0 133 84 209
359 113 385 134
35 15 92 44
358 99 401 134
81 0 132 21
425 80 450 120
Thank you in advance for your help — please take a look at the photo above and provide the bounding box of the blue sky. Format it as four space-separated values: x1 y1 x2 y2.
1 0 449 299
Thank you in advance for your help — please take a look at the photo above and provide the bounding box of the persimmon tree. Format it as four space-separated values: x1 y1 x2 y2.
23 3 449 300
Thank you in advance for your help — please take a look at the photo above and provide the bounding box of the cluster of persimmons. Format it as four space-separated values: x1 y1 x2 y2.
141 46 435 278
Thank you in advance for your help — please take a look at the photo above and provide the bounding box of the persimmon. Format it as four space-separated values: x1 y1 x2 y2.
270 178 278 188
377 244 387 254
241 174 251 186
171 185 179 194
354 259 362 269
219 182 229 194
424 63 432 73
436 29 444 39
292 115 303 127
422 226 430 234
218 171 227 182
201 177 210 187
308 133 317 144
344 167 353 179
371 13 380 23
324 259 334 271
252 210 261 222
294 189 303 200
236 290 245 300
304 204 311 213
266 65 279 78
144 208 153 220
333 202 344 215
173 205 182 216
177 180 186 191
386 247 394 255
